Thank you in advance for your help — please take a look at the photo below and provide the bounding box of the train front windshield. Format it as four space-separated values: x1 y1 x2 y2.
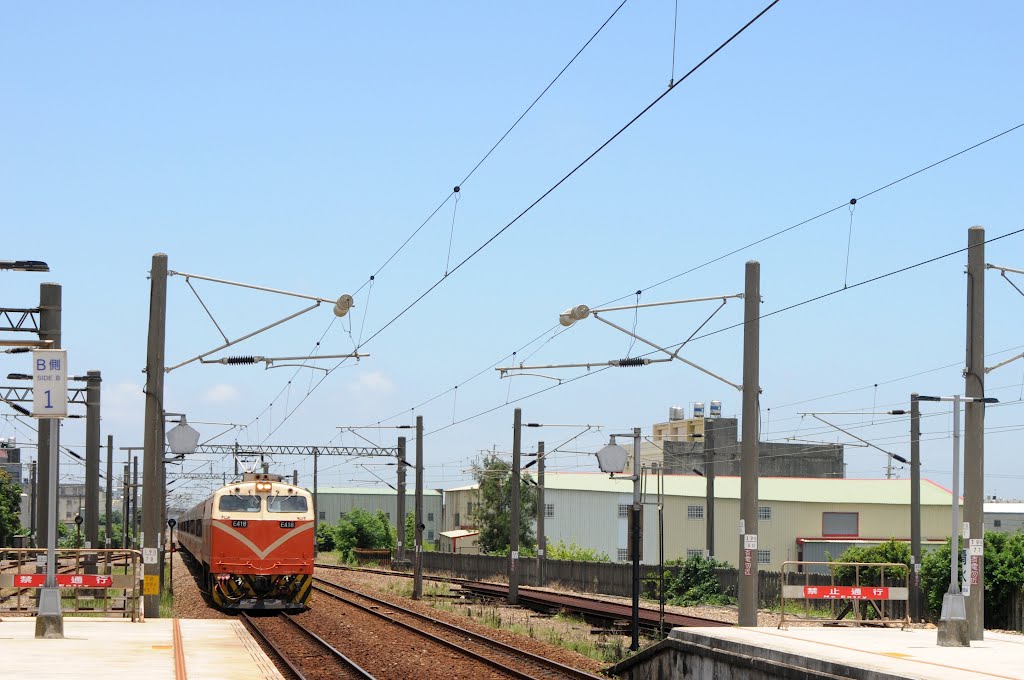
219 495 262 512
267 495 308 512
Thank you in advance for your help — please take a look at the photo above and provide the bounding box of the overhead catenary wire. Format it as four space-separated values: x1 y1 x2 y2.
415 226 1024 440
242 0 637 437
351 0 634 298
365 121 1024 438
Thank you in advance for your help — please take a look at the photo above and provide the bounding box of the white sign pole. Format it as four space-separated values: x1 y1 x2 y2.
32 349 68 639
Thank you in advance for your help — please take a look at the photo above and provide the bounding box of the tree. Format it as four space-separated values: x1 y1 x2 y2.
404 511 415 548
470 453 536 555
920 532 1024 627
830 539 910 584
333 508 396 559
316 522 337 552
0 469 23 547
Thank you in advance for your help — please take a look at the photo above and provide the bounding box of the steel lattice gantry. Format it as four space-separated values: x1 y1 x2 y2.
0 308 41 334
0 385 88 405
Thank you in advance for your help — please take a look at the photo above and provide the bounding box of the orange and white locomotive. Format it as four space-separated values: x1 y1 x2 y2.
177 471 314 610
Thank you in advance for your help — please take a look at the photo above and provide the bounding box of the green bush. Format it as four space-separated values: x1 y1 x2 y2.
830 539 910 585
316 522 336 552
545 539 610 562
657 555 734 607
333 508 396 560
920 531 1024 627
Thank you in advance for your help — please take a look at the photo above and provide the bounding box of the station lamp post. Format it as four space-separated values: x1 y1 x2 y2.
595 431 642 652
916 394 998 647
0 260 49 272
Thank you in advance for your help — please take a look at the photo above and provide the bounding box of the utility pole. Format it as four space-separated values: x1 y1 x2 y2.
132 456 139 549
105 435 113 550
35 282 60 550
313 447 319 553
509 408 522 605
704 418 716 558
292 469 298 485
29 461 37 547
910 394 922 622
395 436 407 564
412 416 424 600
84 370 101 575
630 427 641 651
739 260 760 628
122 463 130 549
142 253 168 618
964 225 985 640
536 440 546 587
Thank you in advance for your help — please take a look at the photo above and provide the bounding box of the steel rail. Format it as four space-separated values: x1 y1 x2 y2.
240 611 376 680
315 577 604 679
311 582 568 680
314 563 728 629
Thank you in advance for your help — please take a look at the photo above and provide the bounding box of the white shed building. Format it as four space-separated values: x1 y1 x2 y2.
445 472 957 571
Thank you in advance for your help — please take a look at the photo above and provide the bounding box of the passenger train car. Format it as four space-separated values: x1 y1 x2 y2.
177 471 315 610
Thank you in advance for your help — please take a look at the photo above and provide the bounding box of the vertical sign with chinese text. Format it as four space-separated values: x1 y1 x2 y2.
31 350 68 418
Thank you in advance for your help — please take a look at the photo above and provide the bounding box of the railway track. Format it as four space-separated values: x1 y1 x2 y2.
241 611 376 680
315 562 729 630
312 576 604 680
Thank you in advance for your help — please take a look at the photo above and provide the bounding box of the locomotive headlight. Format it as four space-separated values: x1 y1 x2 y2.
255 481 273 492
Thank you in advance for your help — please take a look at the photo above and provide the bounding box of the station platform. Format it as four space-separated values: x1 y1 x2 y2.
610 626 1024 679
0 617 283 680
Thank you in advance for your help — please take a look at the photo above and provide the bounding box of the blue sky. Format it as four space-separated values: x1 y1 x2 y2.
3 2 1023 509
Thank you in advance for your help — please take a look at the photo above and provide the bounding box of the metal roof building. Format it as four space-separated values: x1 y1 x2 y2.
445 473 958 571
317 487 443 544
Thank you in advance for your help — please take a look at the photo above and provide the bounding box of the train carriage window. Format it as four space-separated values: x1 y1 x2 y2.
267 495 308 512
218 494 262 512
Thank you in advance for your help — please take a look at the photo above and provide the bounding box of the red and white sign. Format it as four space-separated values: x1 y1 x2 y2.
12 574 113 589
802 585 890 600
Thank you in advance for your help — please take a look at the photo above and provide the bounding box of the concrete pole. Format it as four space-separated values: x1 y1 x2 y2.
292 469 298 485
35 282 60 550
910 394 922 622
132 456 139 549
413 416 424 599
122 463 130 549
630 428 642 651
536 441 546 586
509 408 522 605
142 253 168 618
739 260 760 628
106 435 114 550
964 226 985 640
313 447 319 554
29 461 37 547
396 437 407 563
84 370 101 574
35 419 62 638
704 418 716 558
937 395 969 647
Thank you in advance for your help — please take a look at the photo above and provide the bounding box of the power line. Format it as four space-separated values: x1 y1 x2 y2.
353 0 634 297
410 226 1024 440
364 121 1024 437
253 0 780 442
242 1 637 436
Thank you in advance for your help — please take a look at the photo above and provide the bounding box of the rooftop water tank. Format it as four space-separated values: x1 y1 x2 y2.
693 402 705 418
710 400 722 418
669 406 685 421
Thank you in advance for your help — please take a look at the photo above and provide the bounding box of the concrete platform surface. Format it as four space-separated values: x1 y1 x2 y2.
0 617 283 680
671 626 1024 680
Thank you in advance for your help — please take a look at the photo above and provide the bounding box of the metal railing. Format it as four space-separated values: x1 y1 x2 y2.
0 548 144 621
779 560 910 630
